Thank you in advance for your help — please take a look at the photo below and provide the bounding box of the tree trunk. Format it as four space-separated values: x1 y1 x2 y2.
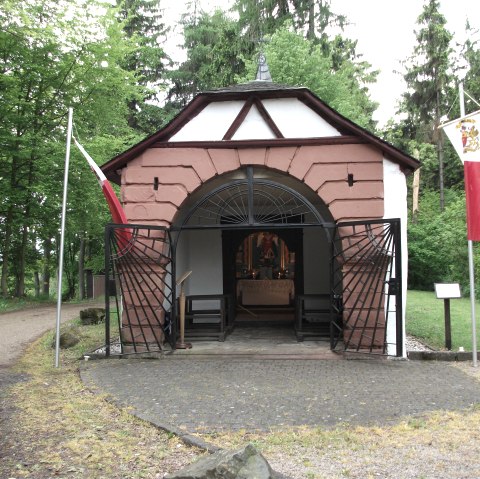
42 237 51 296
15 152 35 298
15 223 28 297
1 206 14 297
78 236 85 300
34 271 40 297
307 0 315 40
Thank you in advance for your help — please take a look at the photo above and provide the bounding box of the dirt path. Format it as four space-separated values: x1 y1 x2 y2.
0 301 104 368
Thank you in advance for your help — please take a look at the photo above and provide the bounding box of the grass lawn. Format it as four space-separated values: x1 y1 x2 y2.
406 289 480 351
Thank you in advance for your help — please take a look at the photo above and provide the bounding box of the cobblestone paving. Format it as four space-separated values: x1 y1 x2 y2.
81 358 480 433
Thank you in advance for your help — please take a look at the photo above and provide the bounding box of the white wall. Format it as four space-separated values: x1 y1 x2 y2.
175 230 223 307
169 101 244 142
262 98 341 138
169 97 342 142
383 158 408 357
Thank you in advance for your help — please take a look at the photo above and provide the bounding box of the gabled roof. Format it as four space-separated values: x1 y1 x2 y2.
102 81 419 184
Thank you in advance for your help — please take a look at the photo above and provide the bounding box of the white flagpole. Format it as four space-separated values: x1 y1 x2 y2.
55 107 73 368
459 83 478 367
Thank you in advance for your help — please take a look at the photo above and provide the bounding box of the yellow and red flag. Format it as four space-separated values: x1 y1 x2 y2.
441 111 480 241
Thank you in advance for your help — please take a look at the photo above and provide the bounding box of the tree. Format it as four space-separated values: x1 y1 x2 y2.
407 189 480 297
167 9 250 109
460 21 480 115
233 0 347 43
398 0 456 210
116 0 171 134
0 0 142 298
238 27 378 130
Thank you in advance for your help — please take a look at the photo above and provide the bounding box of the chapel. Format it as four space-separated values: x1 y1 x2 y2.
101 60 419 357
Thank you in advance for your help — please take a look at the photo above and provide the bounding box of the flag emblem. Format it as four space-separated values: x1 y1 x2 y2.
441 110 480 163
457 118 480 153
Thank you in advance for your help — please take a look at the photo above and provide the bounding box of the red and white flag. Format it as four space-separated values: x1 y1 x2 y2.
441 111 480 241
73 137 131 247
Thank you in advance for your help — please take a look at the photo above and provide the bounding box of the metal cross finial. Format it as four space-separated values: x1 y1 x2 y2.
255 35 272 82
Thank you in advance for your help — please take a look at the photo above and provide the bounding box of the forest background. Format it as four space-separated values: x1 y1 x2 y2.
1 0 479 300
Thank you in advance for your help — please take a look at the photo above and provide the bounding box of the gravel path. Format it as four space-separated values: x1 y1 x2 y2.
0 301 103 368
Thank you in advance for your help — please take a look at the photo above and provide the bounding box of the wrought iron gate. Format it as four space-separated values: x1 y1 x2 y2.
104 223 176 356
330 219 403 357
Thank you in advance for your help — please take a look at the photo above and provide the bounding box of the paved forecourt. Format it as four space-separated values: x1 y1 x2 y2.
81 357 480 433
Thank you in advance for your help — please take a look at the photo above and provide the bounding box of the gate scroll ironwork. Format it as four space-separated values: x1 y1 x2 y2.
104 224 176 356
330 219 403 357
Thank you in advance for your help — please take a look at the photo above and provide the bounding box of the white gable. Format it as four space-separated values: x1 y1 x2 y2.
262 98 341 137
169 101 244 142
169 95 341 142
231 104 277 140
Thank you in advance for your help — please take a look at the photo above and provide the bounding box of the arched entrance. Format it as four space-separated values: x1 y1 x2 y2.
171 166 334 338
104 168 404 357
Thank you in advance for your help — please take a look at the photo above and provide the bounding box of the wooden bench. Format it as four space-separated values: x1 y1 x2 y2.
182 294 232 342
295 294 342 345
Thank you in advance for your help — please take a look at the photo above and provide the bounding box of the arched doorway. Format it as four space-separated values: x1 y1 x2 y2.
104 166 404 356
171 166 334 336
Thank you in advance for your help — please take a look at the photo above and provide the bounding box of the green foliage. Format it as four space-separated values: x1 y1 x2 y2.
0 0 143 298
388 0 464 200
234 0 347 43
407 189 480 297
399 0 454 142
116 0 171 133
167 9 250 108
239 27 378 129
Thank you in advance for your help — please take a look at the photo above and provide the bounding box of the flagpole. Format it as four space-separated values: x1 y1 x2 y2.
55 107 73 368
459 83 478 367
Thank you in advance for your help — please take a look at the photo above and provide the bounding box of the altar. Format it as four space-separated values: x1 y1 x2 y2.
236 279 295 306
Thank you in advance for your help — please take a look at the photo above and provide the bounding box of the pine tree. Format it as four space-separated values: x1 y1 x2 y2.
117 0 171 133
167 9 250 109
399 0 454 210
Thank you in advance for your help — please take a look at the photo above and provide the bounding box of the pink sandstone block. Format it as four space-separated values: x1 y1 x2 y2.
122 290 166 308
122 307 165 327
128 156 143 167
318 180 383 205
208 149 240 175
141 148 216 182
238 148 267 165
266 147 298 172
289 144 381 181
304 163 348 191
347 162 383 181
125 166 201 192
122 186 155 203
288 146 325 179
121 325 165 344
124 202 178 223
343 326 386 348
155 185 188 207
328 199 384 222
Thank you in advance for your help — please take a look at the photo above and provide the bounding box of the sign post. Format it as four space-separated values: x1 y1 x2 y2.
434 283 461 351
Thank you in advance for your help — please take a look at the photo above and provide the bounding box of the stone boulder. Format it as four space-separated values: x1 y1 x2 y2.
80 308 106 325
51 328 81 349
164 444 278 479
